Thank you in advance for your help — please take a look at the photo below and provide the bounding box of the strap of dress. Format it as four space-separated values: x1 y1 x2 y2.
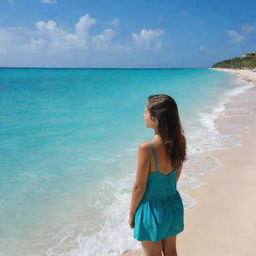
148 140 159 172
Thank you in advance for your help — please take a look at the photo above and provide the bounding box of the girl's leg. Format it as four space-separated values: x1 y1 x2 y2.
161 235 177 256
141 240 162 256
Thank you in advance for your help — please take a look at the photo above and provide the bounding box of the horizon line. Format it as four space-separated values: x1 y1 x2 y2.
0 66 211 69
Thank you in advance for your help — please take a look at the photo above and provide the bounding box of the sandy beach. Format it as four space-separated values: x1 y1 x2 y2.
212 68 256 85
123 68 256 256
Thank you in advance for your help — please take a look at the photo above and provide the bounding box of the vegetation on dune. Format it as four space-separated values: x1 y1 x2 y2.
212 50 256 69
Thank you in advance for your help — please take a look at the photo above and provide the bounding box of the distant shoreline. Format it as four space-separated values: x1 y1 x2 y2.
210 67 256 88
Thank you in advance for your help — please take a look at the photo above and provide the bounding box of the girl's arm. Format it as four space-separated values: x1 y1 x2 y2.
129 141 150 218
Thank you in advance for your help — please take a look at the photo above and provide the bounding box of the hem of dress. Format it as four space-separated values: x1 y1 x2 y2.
134 228 184 242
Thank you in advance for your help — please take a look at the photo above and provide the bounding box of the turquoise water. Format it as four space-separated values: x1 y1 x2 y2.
0 68 244 255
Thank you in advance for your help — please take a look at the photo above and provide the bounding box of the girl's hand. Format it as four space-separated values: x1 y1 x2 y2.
128 214 135 229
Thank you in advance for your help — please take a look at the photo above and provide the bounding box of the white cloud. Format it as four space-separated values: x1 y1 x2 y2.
0 27 28 54
31 20 69 52
26 14 125 52
226 24 254 43
241 24 254 33
31 14 124 52
0 13 166 67
40 0 57 4
91 29 129 51
199 45 208 52
73 14 97 49
0 14 164 54
75 14 97 35
226 30 244 42
108 18 120 26
132 28 164 51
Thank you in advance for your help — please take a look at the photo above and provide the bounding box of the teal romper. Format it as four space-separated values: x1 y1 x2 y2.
134 140 184 242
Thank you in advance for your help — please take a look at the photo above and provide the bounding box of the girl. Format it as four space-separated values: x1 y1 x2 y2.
128 94 187 256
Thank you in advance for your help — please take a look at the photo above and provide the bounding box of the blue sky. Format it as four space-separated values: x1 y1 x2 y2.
0 0 255 68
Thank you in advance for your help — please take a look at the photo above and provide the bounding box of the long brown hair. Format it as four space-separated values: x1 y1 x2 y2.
147 94 187 169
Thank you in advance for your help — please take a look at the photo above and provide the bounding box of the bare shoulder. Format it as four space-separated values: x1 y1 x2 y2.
138 140 151 160
137 140 151 156
138 140 150 149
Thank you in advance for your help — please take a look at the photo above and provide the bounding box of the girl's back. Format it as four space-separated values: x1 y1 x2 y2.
133 140 184 242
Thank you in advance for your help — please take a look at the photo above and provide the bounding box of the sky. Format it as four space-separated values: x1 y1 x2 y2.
0 0 255 68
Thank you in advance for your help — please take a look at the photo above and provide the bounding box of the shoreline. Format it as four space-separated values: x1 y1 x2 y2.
123 68 256 255
210 67 256 86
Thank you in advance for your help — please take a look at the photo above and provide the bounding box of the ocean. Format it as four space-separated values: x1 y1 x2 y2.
0 68 251 256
